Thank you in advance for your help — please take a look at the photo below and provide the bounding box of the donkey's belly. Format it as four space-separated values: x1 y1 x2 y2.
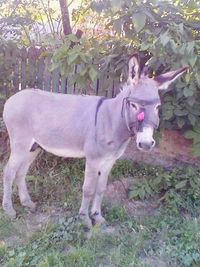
41 145 85 158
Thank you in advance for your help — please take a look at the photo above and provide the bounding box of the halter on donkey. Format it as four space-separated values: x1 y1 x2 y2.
2 54 187 227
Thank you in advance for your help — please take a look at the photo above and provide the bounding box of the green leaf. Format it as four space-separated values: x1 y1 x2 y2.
145 184 152 195
189 56 197 68
175 180 187 189
195 73 200 86
67 34 79 43
89 66 98 83
174 109 188 116
186 96 195 106
132 13 146 33
159 32 170 46
80 67 88 76
190 179 197 188
80 54 87 63
177 117 185 128
185 73 191 83
187 105 200 116
129 190 139 199
184 130 196 139
186 41 195 54
188 114 196 126
138 188 145 200
140 42 151 51
163 109 174 120
192 146 200 156
183 87 193 97
153 176 162 185
68 53 78 64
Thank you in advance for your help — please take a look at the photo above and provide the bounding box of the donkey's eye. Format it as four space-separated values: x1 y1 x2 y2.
131 103 137 110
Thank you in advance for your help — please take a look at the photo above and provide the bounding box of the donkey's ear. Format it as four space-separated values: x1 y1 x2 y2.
154 67 188 90
128 54 140 84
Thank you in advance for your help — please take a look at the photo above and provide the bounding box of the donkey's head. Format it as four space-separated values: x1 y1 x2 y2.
122 54 188 152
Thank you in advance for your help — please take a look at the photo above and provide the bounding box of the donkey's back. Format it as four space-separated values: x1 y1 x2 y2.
4 89 100 157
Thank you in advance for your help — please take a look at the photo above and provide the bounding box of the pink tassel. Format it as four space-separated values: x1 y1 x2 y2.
137 111 145 121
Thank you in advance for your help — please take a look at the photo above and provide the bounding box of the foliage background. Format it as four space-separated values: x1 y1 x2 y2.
50 0 200 155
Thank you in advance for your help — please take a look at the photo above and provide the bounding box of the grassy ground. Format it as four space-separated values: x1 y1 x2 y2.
0 154 200 267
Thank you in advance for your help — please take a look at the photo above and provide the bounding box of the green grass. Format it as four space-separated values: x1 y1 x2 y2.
0 157 200 267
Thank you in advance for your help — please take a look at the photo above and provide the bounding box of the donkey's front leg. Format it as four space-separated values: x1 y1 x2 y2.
91 159 115 225
79 159 99 228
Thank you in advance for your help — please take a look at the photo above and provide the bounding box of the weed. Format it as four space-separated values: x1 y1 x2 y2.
128 163 200 214
105 206 128 223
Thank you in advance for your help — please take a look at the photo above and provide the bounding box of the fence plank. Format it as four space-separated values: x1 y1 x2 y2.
21 47 28 89
67 77 74 94
4 46 12 95
13 47 20 92
43 56 52 91
52 68 60 93
61 76 67 93
37 47 46 89
28 47 38 88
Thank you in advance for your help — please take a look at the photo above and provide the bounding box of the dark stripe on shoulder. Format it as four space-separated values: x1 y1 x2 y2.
95 97 107 125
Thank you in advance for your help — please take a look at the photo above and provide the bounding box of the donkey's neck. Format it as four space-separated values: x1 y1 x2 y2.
111 88 132 137
99 88 132 143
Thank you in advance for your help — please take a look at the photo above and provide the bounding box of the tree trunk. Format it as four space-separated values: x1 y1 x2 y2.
59 0 72 35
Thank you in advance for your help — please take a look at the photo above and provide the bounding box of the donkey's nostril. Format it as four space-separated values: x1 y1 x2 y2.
152 140 155 147
138 142 142 149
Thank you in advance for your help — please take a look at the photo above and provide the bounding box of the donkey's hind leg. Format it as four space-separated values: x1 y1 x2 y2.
15 149 40 211
2 152 26 218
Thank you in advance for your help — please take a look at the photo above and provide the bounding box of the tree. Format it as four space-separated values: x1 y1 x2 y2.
59 0 72 35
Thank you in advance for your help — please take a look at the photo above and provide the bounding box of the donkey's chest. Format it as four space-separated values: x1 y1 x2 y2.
113 138 131 159
97 137 131 159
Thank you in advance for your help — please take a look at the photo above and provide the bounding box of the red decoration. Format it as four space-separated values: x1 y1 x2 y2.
137 111 145 121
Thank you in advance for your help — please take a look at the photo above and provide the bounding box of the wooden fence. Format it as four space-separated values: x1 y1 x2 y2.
0 46 119 98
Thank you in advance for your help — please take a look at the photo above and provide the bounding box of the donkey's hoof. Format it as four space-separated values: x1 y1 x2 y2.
78 213 92 229
21 200 36 212
3 206 17 219
91 212 106 226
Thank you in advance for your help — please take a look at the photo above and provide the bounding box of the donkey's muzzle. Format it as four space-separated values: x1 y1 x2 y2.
138 140 155 151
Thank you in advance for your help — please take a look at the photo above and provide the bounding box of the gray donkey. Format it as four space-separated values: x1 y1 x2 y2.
2 55 187 227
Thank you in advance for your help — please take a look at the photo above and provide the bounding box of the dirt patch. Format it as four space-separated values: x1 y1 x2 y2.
105 178 159 217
